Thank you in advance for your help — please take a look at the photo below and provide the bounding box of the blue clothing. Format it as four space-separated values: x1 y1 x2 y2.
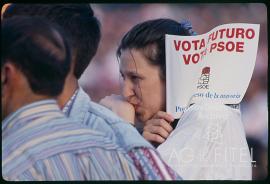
65 87 153 151
63 87 182 180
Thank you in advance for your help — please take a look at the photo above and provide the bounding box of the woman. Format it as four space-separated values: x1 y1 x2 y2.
100 18 252 180
100 19 196 145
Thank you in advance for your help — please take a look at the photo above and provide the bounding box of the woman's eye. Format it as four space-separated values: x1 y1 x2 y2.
131 75 140 82
131 75 137 80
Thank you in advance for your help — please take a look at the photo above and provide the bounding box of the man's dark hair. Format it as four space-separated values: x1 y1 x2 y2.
3 4 101 79
1 16 71 96
117 18 196 80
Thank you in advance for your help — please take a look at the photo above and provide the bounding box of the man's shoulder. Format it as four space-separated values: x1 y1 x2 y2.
46 117 122 148
73 88 124 124
72 88 153 150
2 114 129 179
3 115 123 158
88 100 125 123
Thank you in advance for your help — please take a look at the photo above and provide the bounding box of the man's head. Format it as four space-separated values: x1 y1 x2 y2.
1 16 71 118
3 4 101 79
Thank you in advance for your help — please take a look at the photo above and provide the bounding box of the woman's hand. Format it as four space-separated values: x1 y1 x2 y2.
142 111 174 146
99 94 135 125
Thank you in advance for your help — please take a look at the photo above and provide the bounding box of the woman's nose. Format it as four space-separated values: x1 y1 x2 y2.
121 80 135 101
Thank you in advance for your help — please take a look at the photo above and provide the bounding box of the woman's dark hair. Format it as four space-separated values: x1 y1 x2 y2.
3 4 101 79
2 16 71 97
117 18 196 80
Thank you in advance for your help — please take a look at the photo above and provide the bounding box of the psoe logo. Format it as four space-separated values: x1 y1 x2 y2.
197 66 210 89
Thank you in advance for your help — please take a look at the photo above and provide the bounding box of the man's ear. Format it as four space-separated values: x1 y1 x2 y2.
1 62 22 120
1 62 19 90
2 64 9 88
2 63 11 102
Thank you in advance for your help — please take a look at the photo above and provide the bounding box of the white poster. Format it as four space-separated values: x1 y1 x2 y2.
166 23 260 118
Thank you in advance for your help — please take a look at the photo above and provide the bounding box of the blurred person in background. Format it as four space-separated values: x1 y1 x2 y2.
3 4 182 180
241 74 268 147
100 18 252 180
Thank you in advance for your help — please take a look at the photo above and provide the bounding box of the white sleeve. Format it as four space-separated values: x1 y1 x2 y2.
157 102 252 180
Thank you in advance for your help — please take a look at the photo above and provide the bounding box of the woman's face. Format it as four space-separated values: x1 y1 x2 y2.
119 48 166 123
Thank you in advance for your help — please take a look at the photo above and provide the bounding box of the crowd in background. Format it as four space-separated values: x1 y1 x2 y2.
79 3 268 180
